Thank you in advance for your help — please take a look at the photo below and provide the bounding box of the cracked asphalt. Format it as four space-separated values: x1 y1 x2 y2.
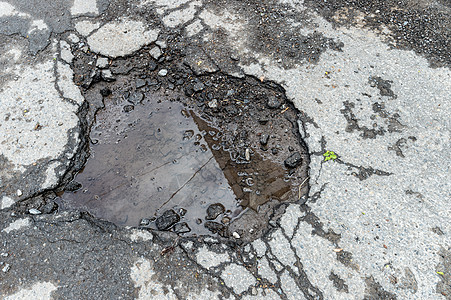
0 0 450 299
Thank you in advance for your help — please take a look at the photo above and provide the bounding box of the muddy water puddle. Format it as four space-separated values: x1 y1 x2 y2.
61 90 303 237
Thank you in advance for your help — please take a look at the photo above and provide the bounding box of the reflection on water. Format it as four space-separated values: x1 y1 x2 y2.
61 94 297 235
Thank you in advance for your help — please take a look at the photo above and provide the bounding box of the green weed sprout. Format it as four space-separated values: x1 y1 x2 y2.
323 151 337 162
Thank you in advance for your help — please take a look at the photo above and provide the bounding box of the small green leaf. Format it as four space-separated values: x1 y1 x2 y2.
323 150 338 162
437 271 444 276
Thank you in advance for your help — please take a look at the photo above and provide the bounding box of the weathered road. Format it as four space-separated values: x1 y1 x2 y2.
0 0 450 299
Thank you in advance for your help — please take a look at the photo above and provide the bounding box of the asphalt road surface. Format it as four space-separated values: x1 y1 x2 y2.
0 0 450 299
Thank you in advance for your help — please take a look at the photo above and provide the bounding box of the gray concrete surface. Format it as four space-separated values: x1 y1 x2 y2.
0 0 449 299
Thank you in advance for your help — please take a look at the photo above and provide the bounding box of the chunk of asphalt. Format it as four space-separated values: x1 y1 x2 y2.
206 203 225 220
173 222 191 234
155 209 180 230
266 94 281 109
284 152 302 168
193 81 205 92
260 133 269 146
204 221 227 237
149 46 162 60
96 57 109 68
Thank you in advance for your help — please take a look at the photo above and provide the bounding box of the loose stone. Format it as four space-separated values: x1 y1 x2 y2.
260 134 269 146
41 201 58 214
149 46 162 60
128 92 144 104
204 221 227 237
66 181 82 192
155 209 180 230
193 81 205 92
158 69 168 76
100 88 112 97
206 203 225 220
208 99 218 108
123 105 134 113
173 222 191 234
139 218 151 226
284 152 302 168
101 69 115 81
135 79 146 88
251 287 258 295
29 208 42 215
2 264 10 273
266 95 281 109
96 57 109 68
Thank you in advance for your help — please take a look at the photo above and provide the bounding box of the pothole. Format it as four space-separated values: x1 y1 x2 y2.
58 43 309 241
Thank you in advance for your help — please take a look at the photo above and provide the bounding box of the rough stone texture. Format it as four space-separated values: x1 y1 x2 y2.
1 197 15 210
196 246 230 269
71 0 99 16
221 263 256 294
155 209 180 230
162 1 201 28
0 42 80 202
59 40 73 63
75 20 100 36
280 270 306 300
256 256 278 284
130 258 178 299
87 19 159 57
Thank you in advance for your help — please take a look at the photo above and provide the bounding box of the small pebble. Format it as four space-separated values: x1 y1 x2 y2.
158 69 168 77
208 99 218 108
284 152 302 168
29 208 42 215
123 105 134 113
140 218 150 226
155 40 167 49
135 79 146 88
251 287 257 295
2 264 10 273
96 57 109 68
245 148 251 161
232 232 240 239
17 190 22 197
267 95 281 109
193 82 205 92
260 134 269 146
101 69 115 81
149 46 162 60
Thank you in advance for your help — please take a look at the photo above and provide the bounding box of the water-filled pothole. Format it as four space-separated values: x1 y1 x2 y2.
60 92 304 236
64 44 309 239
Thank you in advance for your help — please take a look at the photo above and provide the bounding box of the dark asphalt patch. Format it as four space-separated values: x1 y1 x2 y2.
303 0 451 68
